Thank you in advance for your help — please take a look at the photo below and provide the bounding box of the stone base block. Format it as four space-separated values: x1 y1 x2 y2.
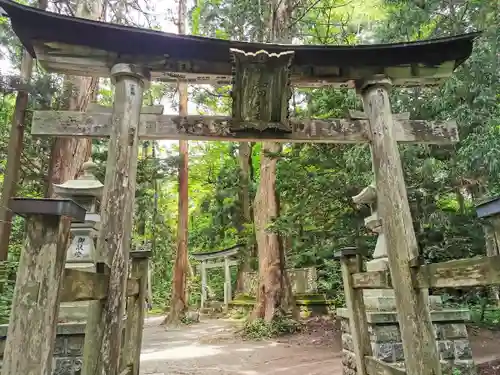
366 258 389 272
59 301 91 322
362 289 443 312
337 308 476 375
0 322 86 374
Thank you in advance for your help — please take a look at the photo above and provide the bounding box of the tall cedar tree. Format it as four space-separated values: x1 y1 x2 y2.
253 0 298 321
163 0 190 325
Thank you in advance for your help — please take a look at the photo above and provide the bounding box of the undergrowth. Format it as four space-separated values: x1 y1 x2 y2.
469 305 500 329
0 260 18 324
242 315 302 340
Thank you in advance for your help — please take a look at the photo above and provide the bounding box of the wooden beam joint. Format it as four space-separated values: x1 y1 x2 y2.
351 255 500 290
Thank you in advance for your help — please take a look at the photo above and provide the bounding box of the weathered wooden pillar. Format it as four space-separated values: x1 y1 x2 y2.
200 260 207 308
335 247 372 375
1 198 85 375
82 63 149 375
358 76 441 375
224 256 232 305
122 250 150 375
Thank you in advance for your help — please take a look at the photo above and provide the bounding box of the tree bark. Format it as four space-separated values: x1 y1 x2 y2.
254 142 284 320
163 0 189 325
46 0 103 197
252 0 296 321
0 0 48 262
235 142 253 294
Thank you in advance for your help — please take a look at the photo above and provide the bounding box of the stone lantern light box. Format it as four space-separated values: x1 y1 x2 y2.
52 159 104 267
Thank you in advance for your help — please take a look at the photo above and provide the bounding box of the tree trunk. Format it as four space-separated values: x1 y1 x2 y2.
163 0 189 326
0 0 48 262
253 142 286 321
235 142 253 294
252 0 296 322
46 0 103 195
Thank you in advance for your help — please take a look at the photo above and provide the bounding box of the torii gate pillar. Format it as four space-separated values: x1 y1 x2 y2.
357 76 441 375
82 63 150 375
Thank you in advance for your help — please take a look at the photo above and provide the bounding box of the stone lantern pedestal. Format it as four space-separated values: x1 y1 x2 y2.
53 159 103 322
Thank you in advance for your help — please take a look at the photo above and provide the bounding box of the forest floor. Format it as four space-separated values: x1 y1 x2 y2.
139 315 500 375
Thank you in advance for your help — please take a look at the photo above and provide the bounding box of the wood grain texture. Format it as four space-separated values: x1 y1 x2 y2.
230 49 293 127
339 254 372 375
122 258 148 375
31 111 459 144
99 65 145 375
417 255 500 288
361 79 441 375
82 266 107 375
83 64 147 375
351 256 500 290
1 215 71 375
365 356 406 375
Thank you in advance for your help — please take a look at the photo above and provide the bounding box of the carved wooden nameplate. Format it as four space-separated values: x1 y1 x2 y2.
230 48 295 133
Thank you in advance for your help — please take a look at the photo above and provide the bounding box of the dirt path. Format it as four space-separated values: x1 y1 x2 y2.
139 316 500 375
139 316 343 375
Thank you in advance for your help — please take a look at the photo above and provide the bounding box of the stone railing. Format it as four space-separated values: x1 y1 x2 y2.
0 323 85 374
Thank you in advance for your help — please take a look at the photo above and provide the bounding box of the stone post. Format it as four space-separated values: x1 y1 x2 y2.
53 159 104 322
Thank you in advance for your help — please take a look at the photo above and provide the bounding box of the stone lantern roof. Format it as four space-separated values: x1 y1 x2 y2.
52 159 104 198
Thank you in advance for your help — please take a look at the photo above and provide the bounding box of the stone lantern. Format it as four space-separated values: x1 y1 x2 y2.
53 158 104 321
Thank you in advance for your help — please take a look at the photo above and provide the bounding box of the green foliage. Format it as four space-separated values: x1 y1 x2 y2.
469 304 500 330
242 315 302 340
0 0 498 323
0 261 18 323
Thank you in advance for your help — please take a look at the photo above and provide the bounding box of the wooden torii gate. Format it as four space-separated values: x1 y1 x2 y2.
0 1 478 374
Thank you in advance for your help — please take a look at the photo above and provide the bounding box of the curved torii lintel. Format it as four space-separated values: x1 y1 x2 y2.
191 243 245 261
